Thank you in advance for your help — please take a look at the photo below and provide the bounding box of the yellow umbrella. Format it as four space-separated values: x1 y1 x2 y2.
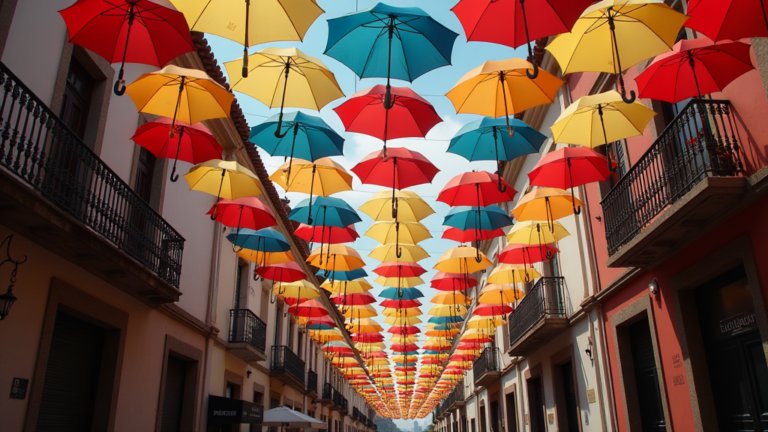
506 220 570 246
309 329 345 343
184 160 262 216
430 292 469 305
360 190 435 222
488 265 541 285
238 249 294 266
225 47 344 135
308 244 365 271
382 308 422 318
369 244 429 263
512 187 584 227
270 157 353 197
446 58 564 135
341 304 378 318
384 316 423 326
390 335 419 343
478 284 526 305
273 279 319 300
466 315 505 329
433 247 492 274
429 304 468 317
374 276 424 289
323 279 373 294
126 66 234 134
171 0 323 77
425 329 459 338
365 221 431 246
546 0 688 103
346 318 383 332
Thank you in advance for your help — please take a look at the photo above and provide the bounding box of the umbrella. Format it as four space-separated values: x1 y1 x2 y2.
498 243 559 266
324 3 458 109
375 276 425 289
322 279 372 295
272 279 319 307
448 117 546 176
374 262 427 278
237 249 293 267
334 85 442 155
446 58 564 136
506 220 570 249
434 247 492 273
431 272 477 291
59 0 195 95
451 0 596 78
635 39 754 103
249 111 345 182
341 305 378 318
226 228 291 270
126 65 234 130
289 299 329 318
258 262 306 283
380 287 424 300
208 197 276 249
686 0 768 41
225 47 344 135
382 308 422 318
365 222 431 257
546 0 688 103
307 245 365 274
550 91 656 172
317 268 368 282
270 158 353 223
474 304 514 316
290 197 361 262
262 406 328 428
438 171 516 206
511 187 584 229
527 146 613 214
360 190 434 222
353 148 439 219
294 224 359 245
444 205 514 232
442 227 504 243
380 299 422 308
170 0 323 78
431 292 469 305
371 244 429 266
185 160 262 218
131 118 222 182
488 265 541 285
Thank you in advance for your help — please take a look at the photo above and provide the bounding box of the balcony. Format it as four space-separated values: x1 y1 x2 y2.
353 407 361 420
306 370 318 397
0 62 184 305
601 99 748 268
271 346 305 390
507 277 568 356
473 347 501 388
341 396 348 414
319 382 336 407
228 309 267 363
332 387 343 409
443 383 465 412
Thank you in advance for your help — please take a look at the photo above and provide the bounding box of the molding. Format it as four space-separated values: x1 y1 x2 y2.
159 303 218 338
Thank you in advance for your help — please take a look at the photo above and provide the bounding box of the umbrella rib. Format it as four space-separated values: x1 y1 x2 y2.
275 0 304 41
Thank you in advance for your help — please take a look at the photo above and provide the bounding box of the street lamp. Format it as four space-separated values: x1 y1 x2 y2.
0 234 27 321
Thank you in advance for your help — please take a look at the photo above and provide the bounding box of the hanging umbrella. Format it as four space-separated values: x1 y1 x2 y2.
334 85 442 155
126 65 234 130
374 262 427 278
527 146 613 214
308 244 366 274
442 227 505 243
451 0 596 78
380 299 422 308
185 160 262 218
270 158 353 223
238 249 293 267
444 205 514 232
438 171 516 207
375 276 425 289
382 308 422 318
380 287 424 300
370 244 430 263
332 292 377 306
550 91 656 172
59 0 195 95
511 187 584 229
131 118 223 182
506 220 570 250
171 0 323 78
289 299 329 318
249 111 345 181
431 292 469 305
322 279 372 296
488 265 541 285
365 222 431 257
448 117 547 177
686 0 768 41
324 3 458 109
258 261 306 282
635 39 755 103
498 243 559 266
431 272 477 291
225 48 344 135
289 196 360 228
226 228 290 260
360 190 434 223
341 305 379 318
353 148 440 219
295 224 359 245
546 0 688 103
317 268 368 282
474 304 514 316
208 197 276 249
272 279 319 308
446 58 564 136
433 247 492 273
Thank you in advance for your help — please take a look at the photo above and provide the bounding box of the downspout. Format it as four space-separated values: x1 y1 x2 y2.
515 362 524 432
199 220 222 430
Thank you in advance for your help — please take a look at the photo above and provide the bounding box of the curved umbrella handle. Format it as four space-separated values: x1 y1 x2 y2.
526 60 539 80
170 165 179 182
209 204 218 221
274 110 289 138
621 88 636 104
546 249 554 259
113 76 126 96
573 203 582 215
274 64 291 138
497 174 507 193
475 241 483 263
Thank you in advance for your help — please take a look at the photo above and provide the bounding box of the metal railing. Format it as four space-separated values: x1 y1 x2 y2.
332 387 343 407
601 99 743 255
229 309 267 353
341 396 348 413
307 370 318 395
353 407 361 420
0 61 185 287
472 347 499 381
322 382 335 400
271 346 305 384
508 277 566 347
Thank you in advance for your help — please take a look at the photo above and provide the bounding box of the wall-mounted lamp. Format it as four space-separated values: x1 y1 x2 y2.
585 336 594 361
0 235 27 321
247 367 252 379
649 279 659 296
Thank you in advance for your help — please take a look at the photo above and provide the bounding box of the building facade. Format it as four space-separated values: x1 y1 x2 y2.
0 1 378 431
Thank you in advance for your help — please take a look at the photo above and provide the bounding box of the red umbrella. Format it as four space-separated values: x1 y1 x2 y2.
374 262 427 278
132 118 223 181
257 261 305 282
438 171 516 207
334 85 442 154
354 334 385 343
636 39 754 103
451 0 594 79
380 299 422 308
387 326 420 335
442 227 505 243
392 344 420 352
332 292 377 306
352 148 439 219
431 272 477 291
499 243 559 266
59 0 195 95
474 304 514 316
686 0 768 41
289 299 329 317
295 223 359 244
207 198 276 244
421 357 441 365
527 146 613 214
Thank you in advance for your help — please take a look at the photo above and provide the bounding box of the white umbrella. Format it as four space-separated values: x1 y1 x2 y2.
262 406 328 428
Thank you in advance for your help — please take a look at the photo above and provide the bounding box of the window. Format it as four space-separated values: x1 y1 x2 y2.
60 57 94 140
288 320 295 351
297 329 304 358
275 307 282 346
134 147 157 205
235 261 247 310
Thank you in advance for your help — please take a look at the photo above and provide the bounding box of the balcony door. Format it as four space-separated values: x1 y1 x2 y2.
527 376 546 432
627 317 667 432
504 393 517 432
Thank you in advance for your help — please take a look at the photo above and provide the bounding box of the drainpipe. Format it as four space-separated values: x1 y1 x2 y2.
199 221 222 430
515 362 524 432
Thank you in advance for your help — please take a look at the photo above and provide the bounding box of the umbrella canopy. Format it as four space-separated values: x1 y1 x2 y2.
227 227 290 253
431 272 477 291
442 227 504 243
512 187 584 226
308 245 366 272
527 147 613 203
332 292 377 306
473 304 514 316
370 244 430 263
360 190 434 222
289 299 329 318
380 287 424 300
289 196 361 228
270 157 353 197
131 118 222 181
374 262 427 278
375 276 425 289
498 243 559 266
237 249 294 267
506 220 570 246
318 268 368 282
488 265 541 285
60 0 195 95
546 0 688 102
185 160 262 217
273 279 320 301
438 171 516 207
323 279 373 294
444 205 514 231
685 0 768 41
365 221 431 246
262 406 328 428
295 224 359 244
433 247 492 273
431 292 469 305
258 262 307 283
207 197 275 232
635 39 754 103
380 299 422 308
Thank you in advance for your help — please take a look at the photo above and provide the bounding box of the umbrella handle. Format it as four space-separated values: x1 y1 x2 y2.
113 71 127 96
526 61 539 80
274 64 291 138
170 164 179 182
242 0 251 78
620 88 636 104
169 127 184 182
112 3 135 96
573 201 582 216
209 204 218 221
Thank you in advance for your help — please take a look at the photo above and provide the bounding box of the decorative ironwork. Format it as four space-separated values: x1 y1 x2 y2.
507 277 566 347
353 407 361 420
472 347 499 384
322 382 335 401
307 369 318 395
0 234 26 320
0 61 185 287
271 346 305 384
341 396 348 414
332 386 343 408
229 309 267 353
601 99 743 256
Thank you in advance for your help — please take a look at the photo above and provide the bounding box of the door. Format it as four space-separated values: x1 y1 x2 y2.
505 393 517 432
560 362 580 431
490 401 500 432
480 406 487 432
36 311 105 432
628 318 667 432
60 57 94 140
527 376 546 432
160 356 187 432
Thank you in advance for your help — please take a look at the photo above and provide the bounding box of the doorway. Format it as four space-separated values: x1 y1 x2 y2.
479 405 487 432
505 392 517 432
626 317 667 432
527 376 545 432
490 401 500 432
554 360 580 431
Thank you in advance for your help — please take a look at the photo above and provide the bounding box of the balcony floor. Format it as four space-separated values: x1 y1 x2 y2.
0 168 180 306
271 369 305 392
508 317 569 357
229 343 267 364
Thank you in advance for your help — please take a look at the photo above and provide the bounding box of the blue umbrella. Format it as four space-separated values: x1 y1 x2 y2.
443 205 514 231
325 2 458 109
226 227 290 256
380 287 424 300
289 196 361 228
449 117 546 193
318 268 368 281
428 316 464 324
249 112 344 182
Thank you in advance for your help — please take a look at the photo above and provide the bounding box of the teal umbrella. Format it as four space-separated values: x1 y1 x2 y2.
325 2 458 109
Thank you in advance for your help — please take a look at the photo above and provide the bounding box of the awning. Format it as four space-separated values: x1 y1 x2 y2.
262 406 328 428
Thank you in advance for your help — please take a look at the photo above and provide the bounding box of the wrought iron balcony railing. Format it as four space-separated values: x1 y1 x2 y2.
322 382 335 401
353 407 361 420
271 346 305 384
0 61 184 287
229 309 267 353
307 370 318 395
341 396 348 413
601 99 743 256
332 387 343 407
508 277 566 348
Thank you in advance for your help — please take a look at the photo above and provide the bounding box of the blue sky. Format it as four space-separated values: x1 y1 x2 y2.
207 0 528 425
